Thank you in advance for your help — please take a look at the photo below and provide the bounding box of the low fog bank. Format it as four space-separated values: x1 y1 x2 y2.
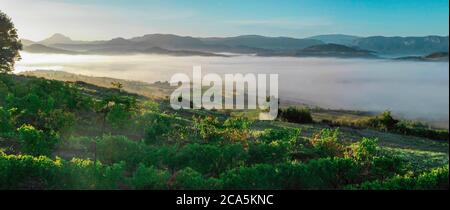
16 53 449 128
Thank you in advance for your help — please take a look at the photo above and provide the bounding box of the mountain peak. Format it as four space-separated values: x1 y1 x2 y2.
39 33 73 45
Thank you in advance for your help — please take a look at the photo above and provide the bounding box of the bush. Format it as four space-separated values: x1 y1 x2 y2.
96 135 148 170
131 164 170 189
193 116 254 144
247 141 290 165
310 129 345 158
259 128 300 143
59 158 126 190
395 122 449 141
222 157 363 190
277 163 317 189
345 138 379 161
0 152 61 189
170 167 222 190
369 156 405 180
193 116 223 142
174 143 247 176
141 113 173 145
279 107 313 124
366 111 399 131
223 117 252 130
350 165 449 190
17 124 58 156
106 104 133 129
306 157 362 189
0 152 126 190
221 164 281 190
0 107 14 134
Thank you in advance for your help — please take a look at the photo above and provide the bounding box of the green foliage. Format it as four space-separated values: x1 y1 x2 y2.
395 122 449 141
0 10 22 73
170 167 222 190
369 156 405 180
222 158 363 190
221 164 281 190
223 117 252 130
106 104 132 129
193 116 254 144
131 164 170 189
0 152 126 189
0 107 14 134
2 77 87 140
141 112 173 145
193 116 223 142
0 151 61 189
345 137 379 161
332 111 448 141
0 71 448 190
350 165 449 190
247 141 290 165
96 135 148 170
259 127 301 143
97 94 137 130
367 111 399 131
306 157 362 188
17 124 58 156
310 129 345 158
279 107 313 124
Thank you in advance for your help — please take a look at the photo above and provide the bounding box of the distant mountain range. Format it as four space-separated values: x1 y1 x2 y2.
23 43 81 55
295 43 375 58
395 52 449 62
352 36 449 56
308 34 361 46
21 33 449 59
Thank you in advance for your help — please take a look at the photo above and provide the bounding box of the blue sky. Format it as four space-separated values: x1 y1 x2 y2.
1 0 448 40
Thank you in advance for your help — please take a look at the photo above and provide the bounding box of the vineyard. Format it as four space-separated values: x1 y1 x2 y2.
1 73 448 190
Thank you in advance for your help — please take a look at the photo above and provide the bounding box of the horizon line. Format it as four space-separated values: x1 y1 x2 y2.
21 33 450 43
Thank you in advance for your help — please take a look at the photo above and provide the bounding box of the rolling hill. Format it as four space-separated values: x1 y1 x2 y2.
295 43 376 58
22 33 450 58
23 44 80 55
351 36 449 56
308 34 361 46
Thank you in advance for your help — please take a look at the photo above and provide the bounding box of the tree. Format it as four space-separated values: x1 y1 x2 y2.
0 10 22 73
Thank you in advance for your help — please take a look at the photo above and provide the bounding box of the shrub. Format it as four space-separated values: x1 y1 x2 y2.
0 107 14 134
221 164 281 190
0 152 61 189
306 157 362 189
44 109 76 136
223 117 252 130
350 165 449 190
193 116 223 142
310 129 345 158
247 141 290 165
279 107 313 124
142 113 173 145
366 111 399 131
174 143 247 176
259 128 301 143
131 164 170 189
345 138 379 161
60 158 126 190
96 135 148 170
106 104 133 129
277 163 317 189
17 124 58 156
369 156 405 180
395 122 449 141
170 167 222 190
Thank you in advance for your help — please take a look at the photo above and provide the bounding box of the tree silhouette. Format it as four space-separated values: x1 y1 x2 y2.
0 10 22 73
